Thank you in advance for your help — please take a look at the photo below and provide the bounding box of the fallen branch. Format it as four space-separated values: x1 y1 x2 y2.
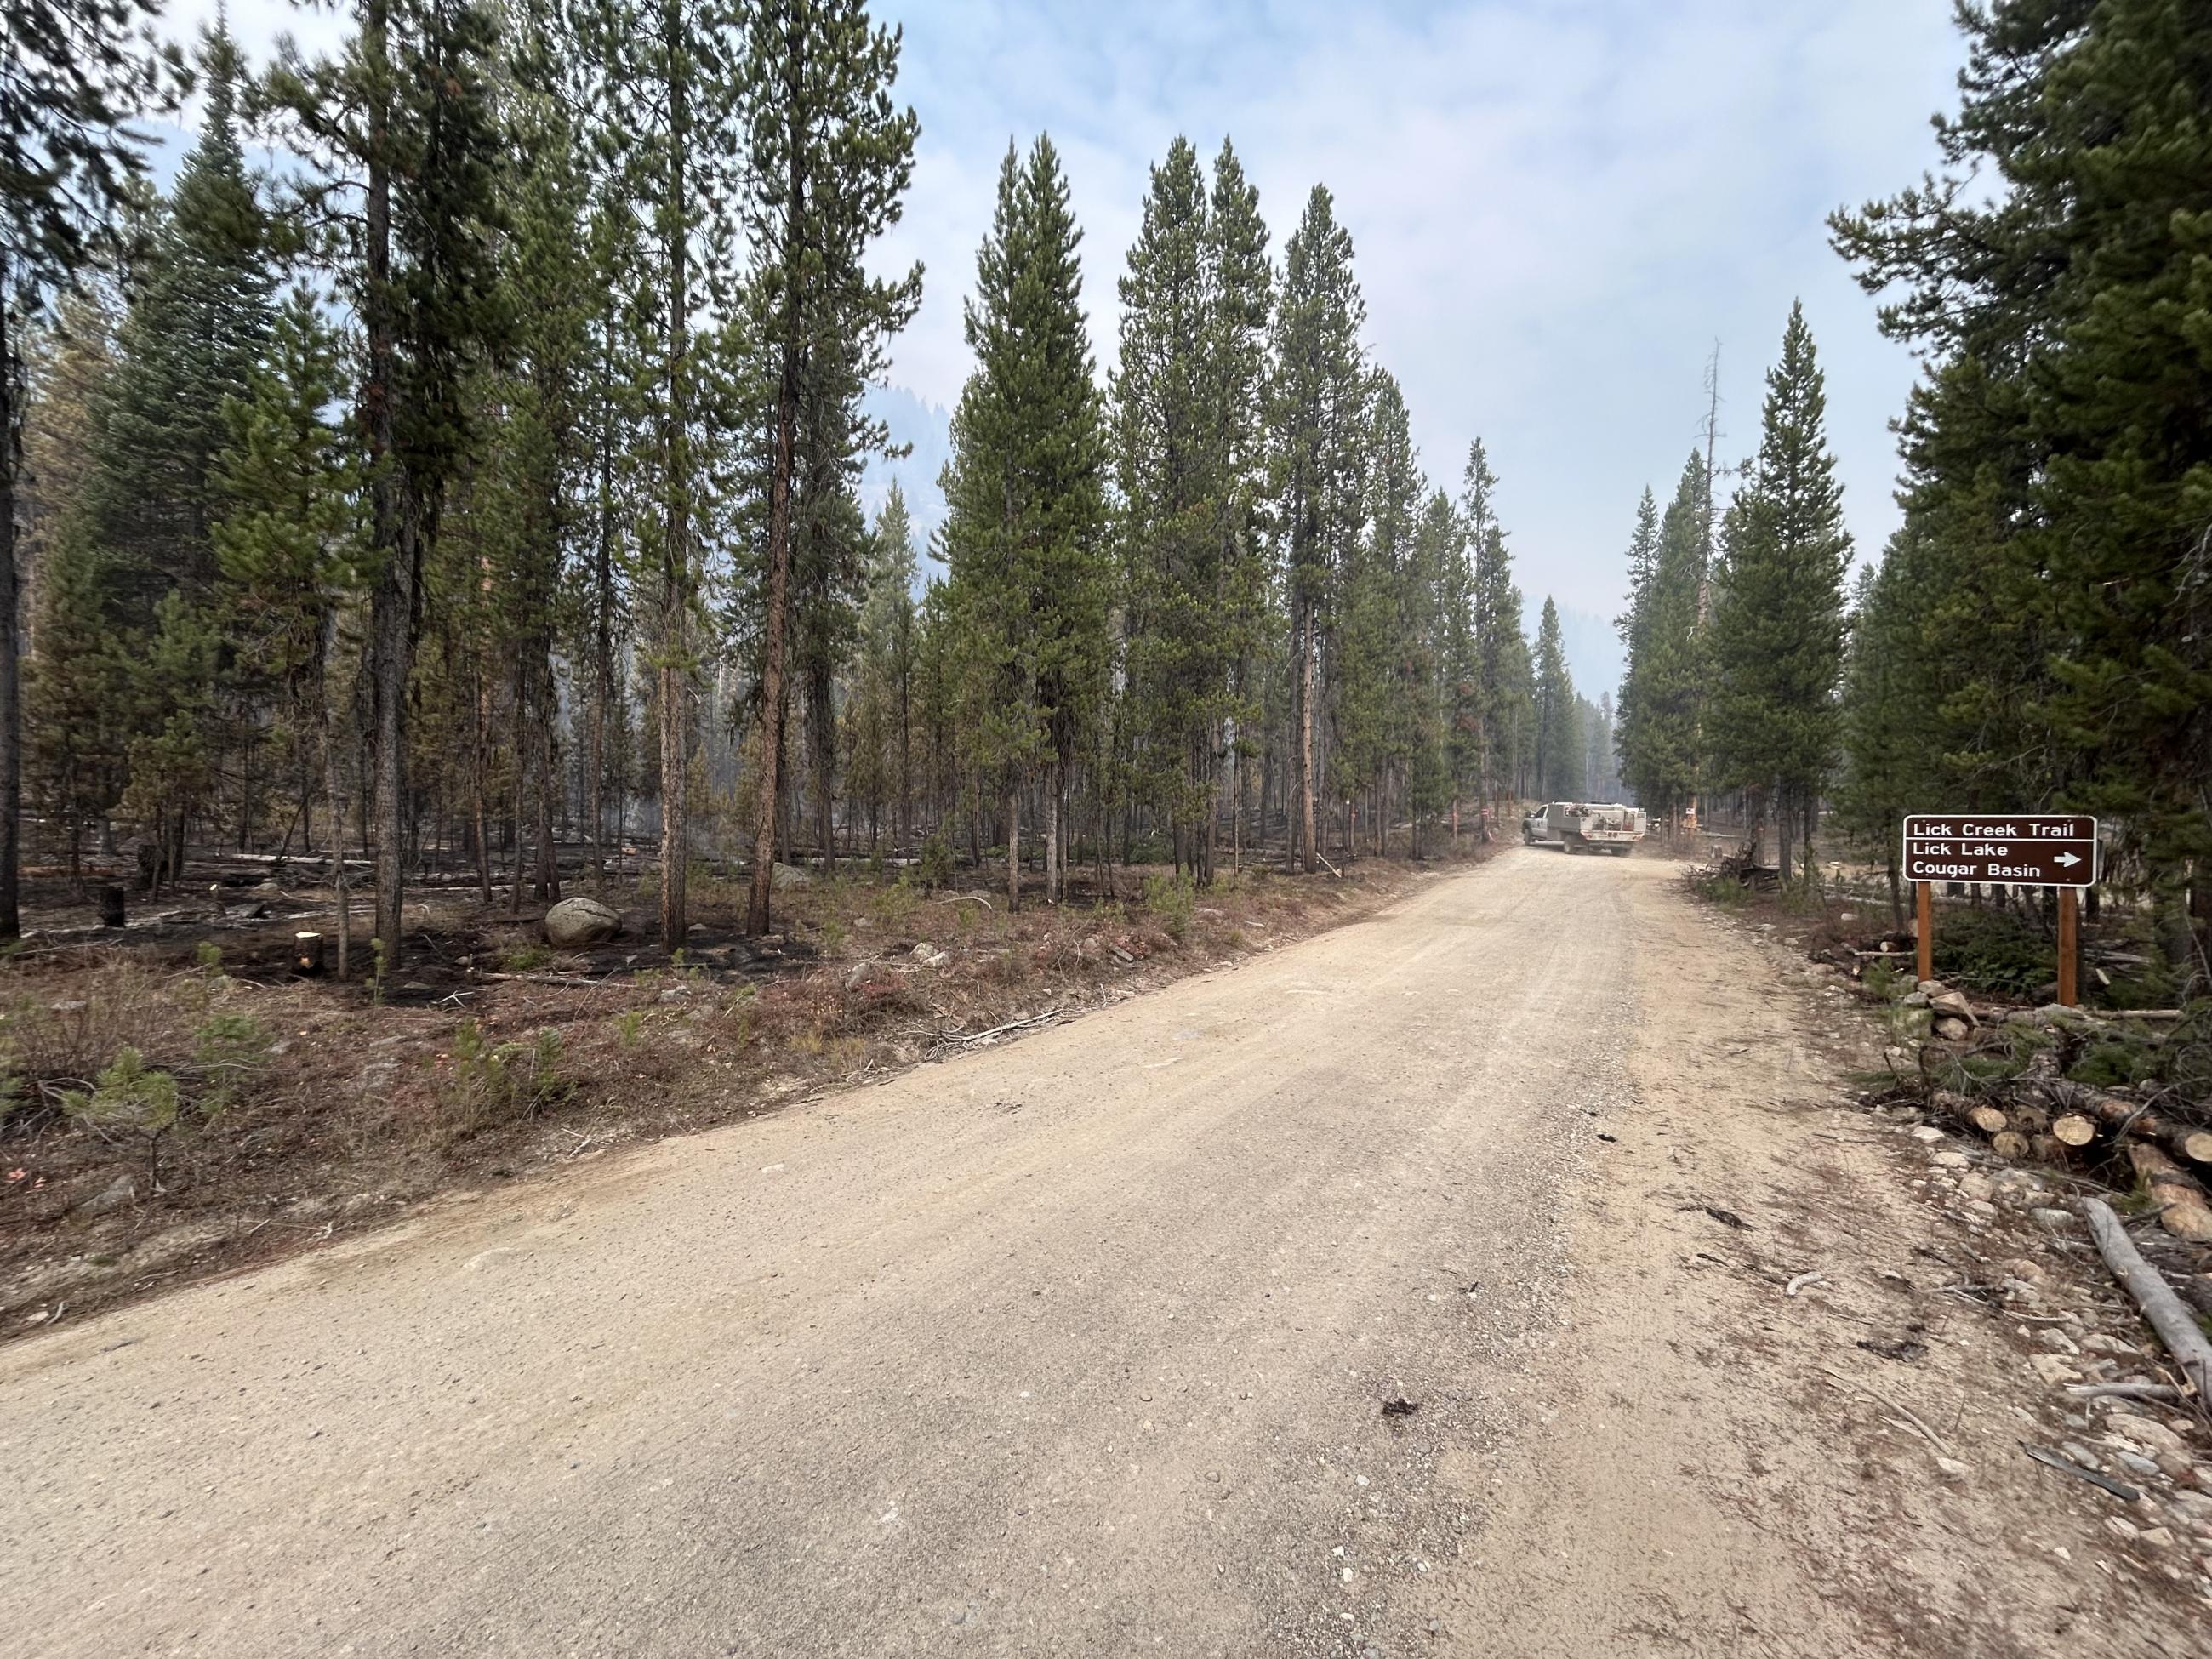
932 893 994 910
1784 1268 1827 1297
2079 1196 2212 1400
2064 1382 2183 1405
1819 1365 1952 1457
478 971 619 989
942 1007 1065 1047
2021 1441 2139 1502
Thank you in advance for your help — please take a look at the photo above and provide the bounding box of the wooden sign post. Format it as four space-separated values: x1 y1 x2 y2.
1901 814 2098 1007
2057 887 2078 1008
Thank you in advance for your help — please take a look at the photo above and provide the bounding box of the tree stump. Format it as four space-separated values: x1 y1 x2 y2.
293 932 327 976
99 884 127 928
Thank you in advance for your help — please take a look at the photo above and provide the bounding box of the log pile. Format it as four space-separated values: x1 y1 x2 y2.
1875 995 2212 1252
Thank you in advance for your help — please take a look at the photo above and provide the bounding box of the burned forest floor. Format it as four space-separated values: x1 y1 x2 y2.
0 835 1502 1337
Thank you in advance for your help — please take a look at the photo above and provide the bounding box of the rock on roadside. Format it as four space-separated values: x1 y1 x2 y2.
544 897 622 949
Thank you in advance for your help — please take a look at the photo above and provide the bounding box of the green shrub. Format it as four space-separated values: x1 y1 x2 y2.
1143 873 1196 944
869 880 920 932
499 942 555 973
439 1020 572 1137
917 833 955 892
1929 908 2057 998
71 1046 183 1183
2069 1036 2152 1090
1861 960 1905 1001
191 1012 271 1112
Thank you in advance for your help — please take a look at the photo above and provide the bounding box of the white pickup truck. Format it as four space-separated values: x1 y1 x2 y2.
1520 801 1648 855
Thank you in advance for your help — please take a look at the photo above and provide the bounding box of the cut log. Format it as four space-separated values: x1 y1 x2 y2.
2048 1085 2212 1167
1969 1105 2010 1137
2051 1114 2099 1149
292 932 325 976
1990 1131 2030 1160
2079 1197 2212 1402
2125 1143 2212 1243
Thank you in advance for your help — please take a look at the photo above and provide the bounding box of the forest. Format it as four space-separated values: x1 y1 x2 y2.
1615 2 2211 976
5 0 2209 985
6 0 1626 986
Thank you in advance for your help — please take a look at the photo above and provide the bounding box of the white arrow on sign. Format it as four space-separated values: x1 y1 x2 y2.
2055 852 2081 867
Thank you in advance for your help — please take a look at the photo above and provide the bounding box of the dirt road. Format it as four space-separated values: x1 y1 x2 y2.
0 851 2192 1656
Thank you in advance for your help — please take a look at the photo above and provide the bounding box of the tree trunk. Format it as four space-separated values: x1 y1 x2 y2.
745 22 806 939
0 282 18 938
1043 761 1060 904
362 0 409 975
533 696 558 904
1297 601 1317 873
659 7 693 953
317 647 351 981
1006 781 1020 912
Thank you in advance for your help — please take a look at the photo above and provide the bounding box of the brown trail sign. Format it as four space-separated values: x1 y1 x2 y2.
1901 813 2098 888
1901 814 2100 1007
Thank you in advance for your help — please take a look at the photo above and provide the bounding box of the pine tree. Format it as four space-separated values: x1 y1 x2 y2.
1460 439 1530 817
847 484 918 850
940 137 1109 909
1268 185 1367 870
735 0 921 935
1617 453 1709 829
1609 487 1661 811
1833 0 2212 954
77 26 272 628
1 0 185 933
1531 597 1578 801
271 0 510 970
210 289 367 972
1333 368 1417 854
1704 302 1851 876
1833 554 1918 926
1114 135 1271 882
1404 491 1459 849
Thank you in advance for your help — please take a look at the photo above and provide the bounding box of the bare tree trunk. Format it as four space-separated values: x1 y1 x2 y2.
362 0 409 975
744 20 805 939
534 698 558 904
1043 761 1060 905
472 672 492 907
811 669 835 879
1006 781 1020 912
659 3 693 953
0 282 18 938
1297 601 1317 874
316 636 351 980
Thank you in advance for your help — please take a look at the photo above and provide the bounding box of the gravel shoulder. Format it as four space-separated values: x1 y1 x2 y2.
0 848 2201 1657
1430 855 2207 1657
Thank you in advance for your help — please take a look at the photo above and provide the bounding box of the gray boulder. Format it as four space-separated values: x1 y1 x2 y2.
544 896 622 949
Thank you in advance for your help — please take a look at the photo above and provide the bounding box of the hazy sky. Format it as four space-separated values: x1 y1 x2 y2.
171 0 1966 687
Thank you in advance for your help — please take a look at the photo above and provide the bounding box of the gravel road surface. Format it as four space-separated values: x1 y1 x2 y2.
4 849 2185 1657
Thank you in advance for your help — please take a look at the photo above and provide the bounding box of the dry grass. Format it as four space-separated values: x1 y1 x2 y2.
0 838 1501 1333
